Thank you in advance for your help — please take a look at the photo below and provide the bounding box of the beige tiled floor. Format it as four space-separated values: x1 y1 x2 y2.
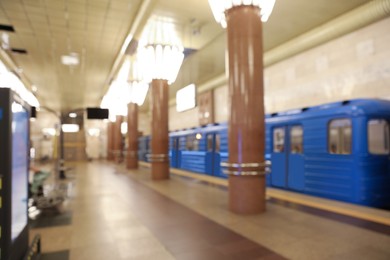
124 163 390 260
30 162 175 260
31 161 390 260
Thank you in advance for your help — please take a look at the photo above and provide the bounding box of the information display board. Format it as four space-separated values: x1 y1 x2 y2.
11 102 29 241
0 88 30 260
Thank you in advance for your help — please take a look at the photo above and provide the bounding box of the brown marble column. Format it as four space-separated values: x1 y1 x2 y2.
127 103 138 169
113 115 123 163
107 122 114 161
151 79 169 180
226 6 266 214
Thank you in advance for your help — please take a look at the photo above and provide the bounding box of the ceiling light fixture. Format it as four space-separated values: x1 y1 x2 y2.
101 80 129 120
138 19 184 84
127 56 149 106
62 124 80 133
69 112 77 118
100 59 133 118
87 128 100 137
42 128 56 136
0 69 40 107
208 0 276 28
121 122 128 135
1 32 10 49
61 52 79 66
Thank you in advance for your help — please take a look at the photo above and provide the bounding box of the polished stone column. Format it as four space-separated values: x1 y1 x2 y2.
226 6 266 214
107 122 114 161
150 79 169 180
113 115 123 163
127 103 138 169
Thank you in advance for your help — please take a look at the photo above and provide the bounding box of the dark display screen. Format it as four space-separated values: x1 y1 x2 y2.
86 107 109 119
11 102 29 241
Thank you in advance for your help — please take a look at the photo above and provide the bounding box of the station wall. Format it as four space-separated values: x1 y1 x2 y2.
35 17 390 145
168 17 390 131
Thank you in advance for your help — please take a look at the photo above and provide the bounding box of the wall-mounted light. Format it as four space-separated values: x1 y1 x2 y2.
62 124 79 133
69 112 77 118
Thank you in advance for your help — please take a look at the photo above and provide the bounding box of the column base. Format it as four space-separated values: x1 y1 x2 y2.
228 175 266 215
151 162 170 180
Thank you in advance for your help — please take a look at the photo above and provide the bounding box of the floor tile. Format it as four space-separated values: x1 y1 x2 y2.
30 162 390 260
40 250 70 260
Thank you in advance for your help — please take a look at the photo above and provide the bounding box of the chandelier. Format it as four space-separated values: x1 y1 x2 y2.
208 0 276 27
138 19 184 84
127 56 149 106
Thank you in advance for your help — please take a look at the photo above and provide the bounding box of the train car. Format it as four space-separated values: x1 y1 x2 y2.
141 99 390 208
266 99 390 208
169 123 229 178
138 136 150 162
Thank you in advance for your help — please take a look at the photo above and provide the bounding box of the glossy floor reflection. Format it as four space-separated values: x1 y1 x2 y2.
30 161 390 260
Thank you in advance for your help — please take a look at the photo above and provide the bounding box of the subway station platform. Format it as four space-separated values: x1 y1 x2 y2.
30 161 390 260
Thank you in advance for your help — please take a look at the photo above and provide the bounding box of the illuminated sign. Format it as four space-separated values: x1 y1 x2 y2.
176 84 196 112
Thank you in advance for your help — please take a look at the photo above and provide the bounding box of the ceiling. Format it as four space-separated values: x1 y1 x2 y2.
0 0 371 113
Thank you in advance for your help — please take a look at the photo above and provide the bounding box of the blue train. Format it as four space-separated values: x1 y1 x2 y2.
139 99 390 208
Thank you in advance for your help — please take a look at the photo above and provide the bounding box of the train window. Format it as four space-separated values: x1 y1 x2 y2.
207 135 213 152
186 135 199 151
215 134 220 152
193 139 199 151
186 135 194 150
368 119 390 155
328 119 352 154
290 126 303 154
273 128 285 153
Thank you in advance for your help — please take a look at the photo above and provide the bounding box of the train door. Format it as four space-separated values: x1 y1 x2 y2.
271 125 304 190
170 137 180 168
205 133 221 176
287 126 304 190
367 118 390 173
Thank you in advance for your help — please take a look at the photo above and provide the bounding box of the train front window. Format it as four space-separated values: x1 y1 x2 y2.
290 126 303 154
368 119 390 155
273 128 285 153
328 119 352 155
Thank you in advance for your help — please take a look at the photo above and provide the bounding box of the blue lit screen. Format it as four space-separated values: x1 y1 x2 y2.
11 102 29 241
